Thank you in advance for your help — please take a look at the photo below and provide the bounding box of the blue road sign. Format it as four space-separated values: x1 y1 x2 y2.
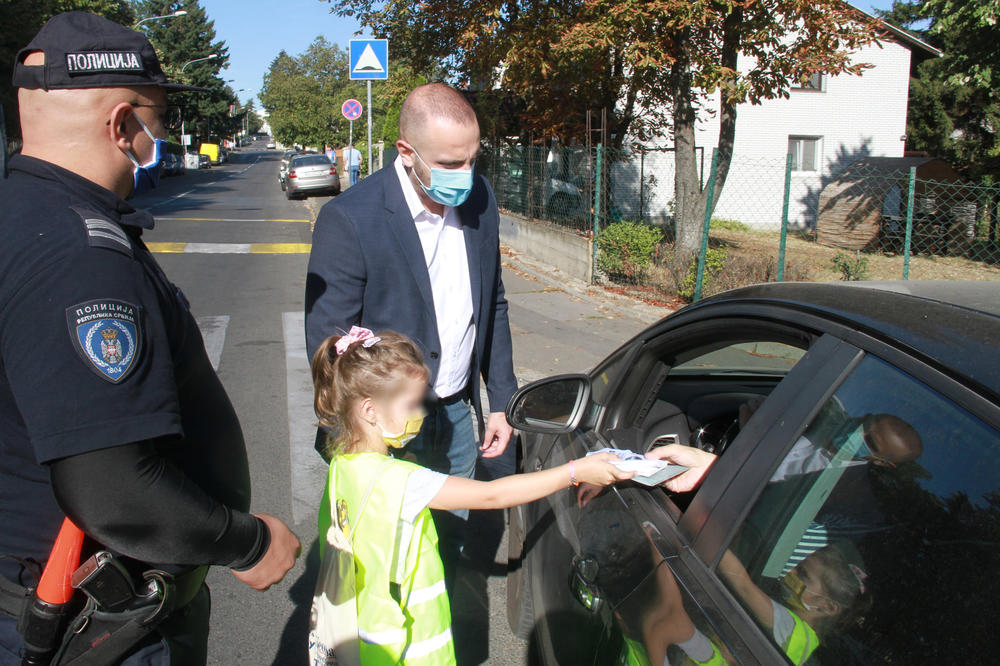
341 99 363 121
349 39 388 80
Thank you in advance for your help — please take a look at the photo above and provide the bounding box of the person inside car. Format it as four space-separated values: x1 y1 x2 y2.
719 543 871 665
647 407 923 494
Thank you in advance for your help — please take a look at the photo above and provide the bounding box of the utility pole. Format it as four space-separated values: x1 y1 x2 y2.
367 81 372 175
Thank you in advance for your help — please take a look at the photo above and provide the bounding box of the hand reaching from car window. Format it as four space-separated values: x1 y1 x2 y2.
645 444 718 493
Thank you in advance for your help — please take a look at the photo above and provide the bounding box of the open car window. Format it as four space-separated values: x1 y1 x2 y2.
717 354 1000 664
670 341 805 377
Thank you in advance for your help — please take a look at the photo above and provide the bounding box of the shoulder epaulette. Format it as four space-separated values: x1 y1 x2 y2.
69 205 133 257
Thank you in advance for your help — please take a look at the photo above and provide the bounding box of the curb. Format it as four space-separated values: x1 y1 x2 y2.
500 248 676 325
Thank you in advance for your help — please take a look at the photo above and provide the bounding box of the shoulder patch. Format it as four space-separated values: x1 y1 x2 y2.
65 299 143 383
69 205 132 256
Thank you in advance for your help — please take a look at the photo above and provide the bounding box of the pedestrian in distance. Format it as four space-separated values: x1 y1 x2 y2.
0 12 300 665
306 83 519 590
308 327 633 665
343 143 362 186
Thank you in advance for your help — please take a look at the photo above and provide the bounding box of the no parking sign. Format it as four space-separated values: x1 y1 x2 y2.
341 99 362 121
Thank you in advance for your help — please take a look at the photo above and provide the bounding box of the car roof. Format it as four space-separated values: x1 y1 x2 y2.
694 281 1000 399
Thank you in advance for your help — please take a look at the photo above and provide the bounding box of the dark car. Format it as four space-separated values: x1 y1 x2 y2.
197 153 210 170
507 281 1000 665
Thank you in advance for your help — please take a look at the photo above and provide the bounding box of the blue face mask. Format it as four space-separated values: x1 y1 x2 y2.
412 148 474 207
125 114 166 197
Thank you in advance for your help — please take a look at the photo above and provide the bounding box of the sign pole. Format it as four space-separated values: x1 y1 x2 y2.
366 81 373 176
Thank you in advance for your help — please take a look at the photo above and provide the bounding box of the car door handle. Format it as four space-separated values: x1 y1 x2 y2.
570 557 603 613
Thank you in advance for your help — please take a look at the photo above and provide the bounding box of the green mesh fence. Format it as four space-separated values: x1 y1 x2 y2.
480 145 1000 300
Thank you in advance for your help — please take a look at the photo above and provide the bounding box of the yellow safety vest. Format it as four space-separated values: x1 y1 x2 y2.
318 452 455 665
780 609 820 666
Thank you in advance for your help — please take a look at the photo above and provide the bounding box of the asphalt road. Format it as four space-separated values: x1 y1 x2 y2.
130 140 658 665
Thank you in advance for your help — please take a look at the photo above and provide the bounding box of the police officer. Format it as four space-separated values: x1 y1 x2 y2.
0 12 300 664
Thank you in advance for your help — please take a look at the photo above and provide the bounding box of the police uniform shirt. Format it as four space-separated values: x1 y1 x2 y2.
0 155 251 582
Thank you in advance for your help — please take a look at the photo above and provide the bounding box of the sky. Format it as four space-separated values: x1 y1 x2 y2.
200 0 898 110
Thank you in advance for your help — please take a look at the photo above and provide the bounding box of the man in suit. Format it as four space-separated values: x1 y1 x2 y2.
305 82 518 570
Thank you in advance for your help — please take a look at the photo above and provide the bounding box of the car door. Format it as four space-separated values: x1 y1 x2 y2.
511 314 835 664
688 336 1000 664
572 327 848 665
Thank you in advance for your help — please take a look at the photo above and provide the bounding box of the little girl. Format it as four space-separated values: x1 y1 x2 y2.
310 327 630 665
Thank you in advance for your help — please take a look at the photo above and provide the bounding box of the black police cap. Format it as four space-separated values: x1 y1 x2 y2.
12 11 208 93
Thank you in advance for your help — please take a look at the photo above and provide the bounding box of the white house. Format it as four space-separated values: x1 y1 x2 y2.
619 17 940 230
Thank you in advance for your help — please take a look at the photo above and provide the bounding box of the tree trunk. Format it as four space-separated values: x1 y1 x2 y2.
672 49 702 255
673 7 743 255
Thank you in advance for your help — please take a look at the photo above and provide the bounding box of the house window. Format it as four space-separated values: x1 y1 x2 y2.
792 72 824 91
788 136 822 172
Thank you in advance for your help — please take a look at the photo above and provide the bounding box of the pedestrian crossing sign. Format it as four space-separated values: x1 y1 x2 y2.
349 39 388 80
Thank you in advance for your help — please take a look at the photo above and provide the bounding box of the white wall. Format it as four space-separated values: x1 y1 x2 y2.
629 39 914 230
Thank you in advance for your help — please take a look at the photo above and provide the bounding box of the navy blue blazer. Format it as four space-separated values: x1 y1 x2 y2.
304 164 518 424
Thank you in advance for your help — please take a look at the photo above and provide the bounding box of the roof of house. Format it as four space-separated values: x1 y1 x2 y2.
851 4 943 57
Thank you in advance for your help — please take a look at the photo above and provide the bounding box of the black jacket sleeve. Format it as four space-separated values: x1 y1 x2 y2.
49 441 269 570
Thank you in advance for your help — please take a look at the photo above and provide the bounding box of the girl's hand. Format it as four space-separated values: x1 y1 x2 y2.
645 444 717 493
574 452 635 487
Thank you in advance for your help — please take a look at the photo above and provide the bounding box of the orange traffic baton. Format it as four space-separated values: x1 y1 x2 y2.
20 518 85 665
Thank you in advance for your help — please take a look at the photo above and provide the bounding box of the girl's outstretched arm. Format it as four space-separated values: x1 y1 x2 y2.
429 452 633 511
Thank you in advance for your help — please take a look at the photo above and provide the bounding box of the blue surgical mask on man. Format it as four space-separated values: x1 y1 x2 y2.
411 147 474 207
124 113 166 196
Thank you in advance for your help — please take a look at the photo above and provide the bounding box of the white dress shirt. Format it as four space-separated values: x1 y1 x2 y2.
394 156 475 397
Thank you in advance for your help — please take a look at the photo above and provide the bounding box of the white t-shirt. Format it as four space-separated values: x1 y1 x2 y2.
401 467 449 522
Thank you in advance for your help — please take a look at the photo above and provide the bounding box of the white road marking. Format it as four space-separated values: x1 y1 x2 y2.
148 155 260 208
184 242 253 254
283 311 328 525
195 315 230 371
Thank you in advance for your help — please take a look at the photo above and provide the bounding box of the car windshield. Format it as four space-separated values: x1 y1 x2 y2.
292 156 331 167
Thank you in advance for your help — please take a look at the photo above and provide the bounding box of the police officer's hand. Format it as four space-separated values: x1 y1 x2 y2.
231 513 301 591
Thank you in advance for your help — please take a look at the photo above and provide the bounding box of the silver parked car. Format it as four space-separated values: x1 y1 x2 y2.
278 150 298 190
285 154 339 199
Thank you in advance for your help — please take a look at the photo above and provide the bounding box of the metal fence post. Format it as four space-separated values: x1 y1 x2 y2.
638 147 645 222
592 144 603 283
694 148 720 302
777 153 793 282
903 166 916 280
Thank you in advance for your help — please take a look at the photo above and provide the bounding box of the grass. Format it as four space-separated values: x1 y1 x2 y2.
711 228 1000 282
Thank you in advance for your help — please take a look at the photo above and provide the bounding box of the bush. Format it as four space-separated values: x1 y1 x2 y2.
596 221 663 283
676 247 728 301
831 251 870 281
710 218 749 232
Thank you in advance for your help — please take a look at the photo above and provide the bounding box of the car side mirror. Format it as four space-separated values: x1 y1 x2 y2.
506 374 591 435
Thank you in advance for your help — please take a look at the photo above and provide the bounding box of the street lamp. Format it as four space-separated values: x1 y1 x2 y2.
181 53 218 72
134 10 187 29
179 55 218 152
234 90 249 136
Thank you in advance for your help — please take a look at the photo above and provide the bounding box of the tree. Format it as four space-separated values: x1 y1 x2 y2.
328 0 881 252
242 98 264 135
260 38 393 154
1 0 135 146
135 0 232 145
877 1 1000 177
